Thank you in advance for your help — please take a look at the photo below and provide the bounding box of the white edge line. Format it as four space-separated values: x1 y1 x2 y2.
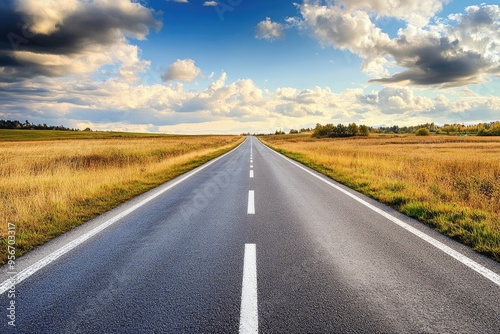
0 138 248 294
239 243 258 334
260 141 500 287
247 190 255 215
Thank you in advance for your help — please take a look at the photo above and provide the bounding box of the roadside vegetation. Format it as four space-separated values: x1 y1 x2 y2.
0 133 243 263
260 133 500 261
284 121 500 137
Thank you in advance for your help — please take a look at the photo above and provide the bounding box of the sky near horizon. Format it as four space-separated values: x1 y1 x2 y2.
0 0 499 134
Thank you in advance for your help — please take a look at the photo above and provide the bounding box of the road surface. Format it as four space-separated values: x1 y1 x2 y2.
1 137 499 333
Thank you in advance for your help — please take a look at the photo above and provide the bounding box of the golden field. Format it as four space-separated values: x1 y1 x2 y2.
260 134 500 261
0 134 243 263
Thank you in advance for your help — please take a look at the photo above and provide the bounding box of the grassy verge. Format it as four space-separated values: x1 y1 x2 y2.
0 135 244 264
260 134 500 261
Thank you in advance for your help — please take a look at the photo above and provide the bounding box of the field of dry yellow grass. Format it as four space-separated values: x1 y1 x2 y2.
0 134 243 263
260 134 500 261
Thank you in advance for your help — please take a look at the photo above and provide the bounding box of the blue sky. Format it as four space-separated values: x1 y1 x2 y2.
145 0 386 92
0 0 499 133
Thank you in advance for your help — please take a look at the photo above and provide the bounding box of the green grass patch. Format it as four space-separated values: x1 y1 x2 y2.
0 129 176 141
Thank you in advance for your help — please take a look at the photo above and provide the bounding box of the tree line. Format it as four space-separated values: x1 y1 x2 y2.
284 121 500 138
369 122 500 136
0 120 88 131
311 123 370 138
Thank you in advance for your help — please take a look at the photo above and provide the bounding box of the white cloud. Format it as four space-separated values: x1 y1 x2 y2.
162 59 201 83
298 3 391 77
358 87 434 114
1 0 161 82
1 69 499 133
295 2 500 87
337 0 450 27
15 0 80 35
203 1 217 7
255 17 285 41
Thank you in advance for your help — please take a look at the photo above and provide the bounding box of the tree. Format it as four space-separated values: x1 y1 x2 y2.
415 128 430 136
347 123 359 136
359 124 370 136
312 123 334 137
332 123 348 137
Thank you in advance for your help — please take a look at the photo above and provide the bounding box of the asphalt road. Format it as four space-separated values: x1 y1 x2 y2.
1 137 499 333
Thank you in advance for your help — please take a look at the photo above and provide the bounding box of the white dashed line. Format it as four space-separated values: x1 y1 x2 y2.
239 243 258 334
247 190 255 215
250 170 254 178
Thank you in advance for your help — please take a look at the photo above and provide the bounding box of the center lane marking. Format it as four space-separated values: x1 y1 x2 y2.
247 190 255 214
249 170 254 178
239 243 258 334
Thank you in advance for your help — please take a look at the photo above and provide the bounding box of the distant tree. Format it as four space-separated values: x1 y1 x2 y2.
312 123 334 137
332 124 348 137
289 129 299 134
415 128 430 136
443 125 454 135
359 124 370 136
478 122 500 136
347 123 359 136
0 119 78 131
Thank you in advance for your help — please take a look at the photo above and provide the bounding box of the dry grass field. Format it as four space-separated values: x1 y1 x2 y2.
0 134 243 263
260 134 500 261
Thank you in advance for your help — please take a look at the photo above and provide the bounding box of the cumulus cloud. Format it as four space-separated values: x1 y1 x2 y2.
1 66 499 134
358 87 434 114
299 4 391 77
162 59 201 83
295 1 500 87
203 1 217 6
370 4 500 86
255 17 285 41
0 0 161 81
14 0 80 35
336 0 449 27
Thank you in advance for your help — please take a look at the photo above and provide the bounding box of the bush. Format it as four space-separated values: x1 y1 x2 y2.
415 128 430 136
